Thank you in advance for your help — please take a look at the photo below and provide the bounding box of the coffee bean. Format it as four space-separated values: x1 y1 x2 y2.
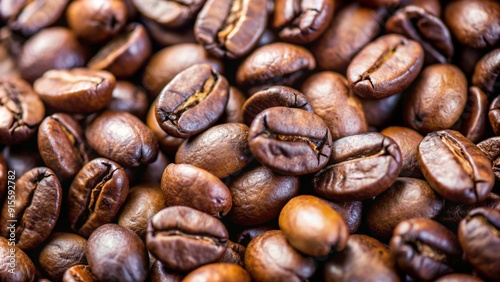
488 95 500 136
361 94 402 129
235 225 275 247
62 265 96 282
132 0 205 28
380 126 423 178
406 0 441 17
456 87 489 143
149 261 184 282
7 0 68 37
183 263 251 282
142 17 197 47
472 48 500 94
219 240 245 266
477 137 500 182
146 99 185 154
326 200 363 234
0 237 35 282
106 81 149 119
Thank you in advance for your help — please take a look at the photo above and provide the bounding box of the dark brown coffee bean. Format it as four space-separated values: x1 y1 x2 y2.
146 99 185 154
228 165 299 226
273 0 334 44
0 237 35 282
7 0 68 37
347 34 424 99
435 273 484 282
403 64 468 133
176 123 252 178
418 130 495 204
149 261 184 282
155 64 229 138
326 200 363 234
0 77 45 145
381 126 423 178
0 167 62 250
489 95 500 136
472 48 500 94
242 86 313 125
219 87 246 124
235 225 275 246
37 113 90 180
86 224 149 282
301 71 368 140
314 132 402 201
455 87 489 143
390 218 462 281
324 235 400 282
161 163 232 218
245 230 316 282
146 206 228 272
458 208 500 281
183 263 251 282
86 111 159 167
361 93 402 129
62 265 96 282
34 68 116 114
249 107 332 175
18 27 86 83
219 241 245 266
279 195 349 257
477 137 500 182
106 81 149 119
444 0 500 49
195 0 268 59
132 0 205 28
38 233 87 281
68 158 129 237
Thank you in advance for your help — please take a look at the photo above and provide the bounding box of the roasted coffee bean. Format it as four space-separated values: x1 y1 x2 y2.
88 23 152 78
314 132 402 201
62 265 96 282
146 206 228 272
34 68 116 114
149 261 184 282
248 107 332 175
435 273 484 282
279 195 349 257
456 87 489 143
18 27 86 83
444 0 500 49
219 87 246 124
489 95 500 136
38 233 87 281
245 230 316 282
390 218 461 281
477 137 500 182
7 0 68 37
219 241 246 266
147 99 185 154
37 113 90 180
236 225 275 246
86 111 159 167
106 81 149 119
403 64 468 133
0 237 35 282
472 48 500 94
142 17 197 47
68 158 129 237
326 200 363 234
366 178 444 241
0 77 45 145
361 94 402 129
183 263 251 282
380 126 423 178
132 0 205 28
347 34 424 99
458 208 500 281
195 0 268 59
0 167 62 250
155 64 229 138
301 71 368 140
161 163 232 218
418 130 495 204
324 235 400 282
176 123 252 178
273 0 334 44
86 224 149 282
228 165 299 226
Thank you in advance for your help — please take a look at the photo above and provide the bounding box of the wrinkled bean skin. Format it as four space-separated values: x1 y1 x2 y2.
380 126 423 178
0 237 35 282
472 48 500 94
183 263 251 282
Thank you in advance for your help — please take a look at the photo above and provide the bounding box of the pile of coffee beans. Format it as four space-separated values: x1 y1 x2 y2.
1 0 499 281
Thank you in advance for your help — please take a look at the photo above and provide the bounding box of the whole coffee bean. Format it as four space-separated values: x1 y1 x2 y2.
418 130 495 204
62 265 96 282
444 0 500 49
86 111 159 167
0 167 62 250
0 154 5 198
279 195 349 257
86 224 149 282
248 107 332 175
183 263 251 282
313 3 386 72
301 71 368 140
34 68 116 114
149 261 184 282
381 126 423 178
403 64 467 133
146 99 185 154
219 87 246 124
67 0 126 43
7 0 68 37
132 0 205 28
361 93 402 129
37 113 90 180
117 183 165 239
0 77 45 145
236 225 275 246
146 206 228 272
161 163 232 218
195 0 268 59
106 81 149 119
387 5 453 65
155 64 229 138
38 232 87 281
390 218 461 281
68 158 129 237
0 237 35 282
176 123 252 178
273 0 334 44
366 178 444 241
228 165 299 226
472 48 500 94
326 200 363 234
477 137 500 182
458 208 500 281
456 87 489 143
435 273 484 282
347 34 424 99
18 27 86 82
314 132 402 201
489 95 500 136
236 42 316 92
324 235 400 282
245 230 316 282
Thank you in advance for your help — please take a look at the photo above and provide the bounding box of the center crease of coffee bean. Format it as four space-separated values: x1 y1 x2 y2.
216 0 243 46
2 83 27 131
153 230 227 246
404 237 449 263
